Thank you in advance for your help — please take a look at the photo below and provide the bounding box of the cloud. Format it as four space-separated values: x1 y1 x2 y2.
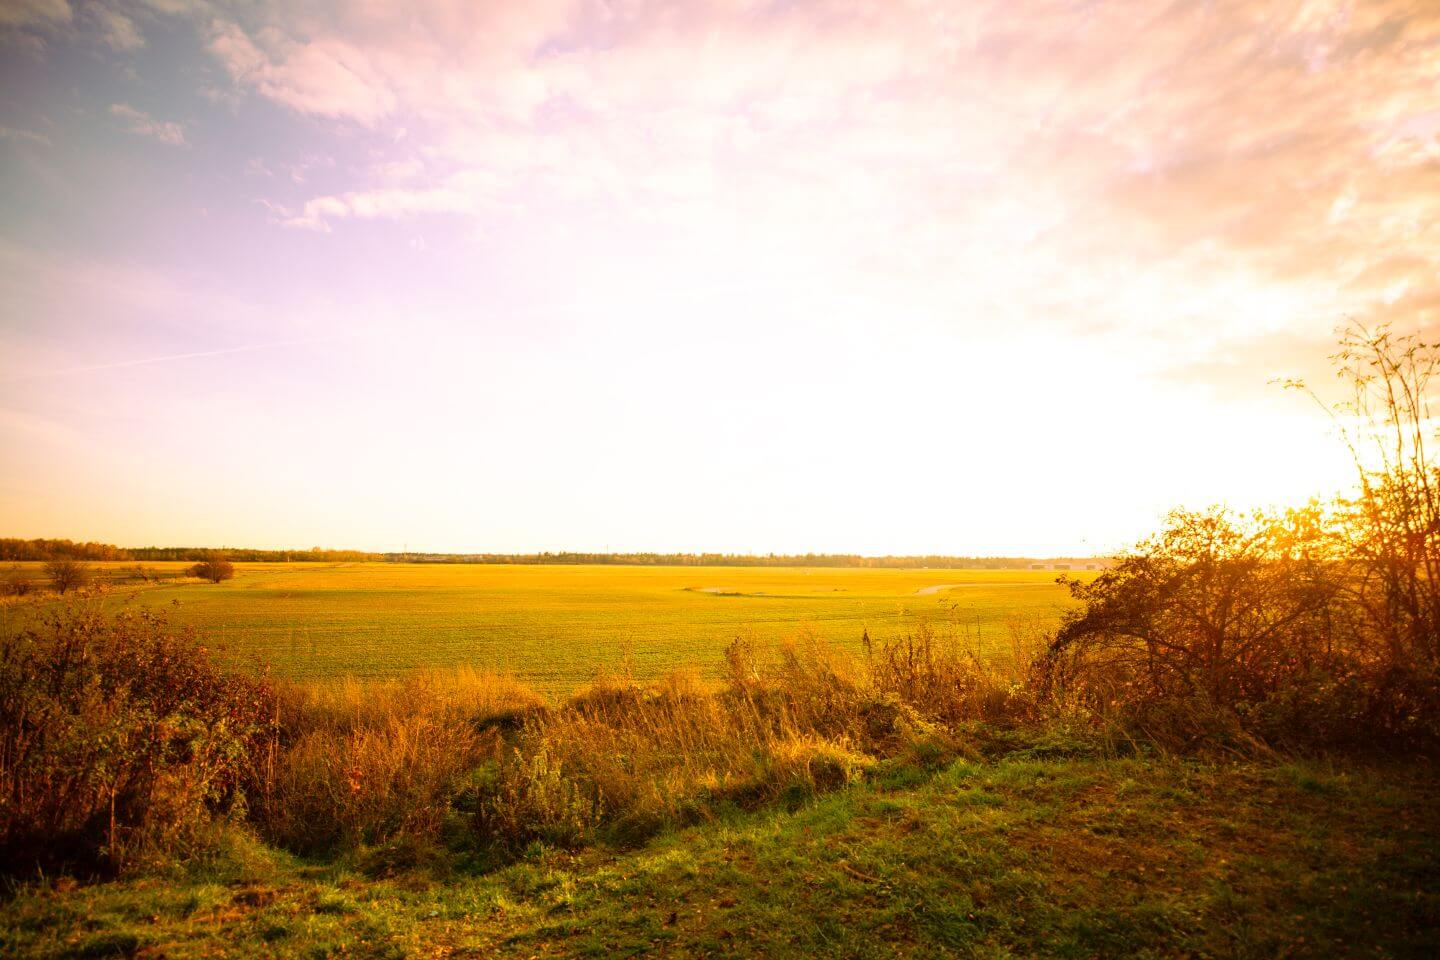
0 125 50 145
276 169 494 229
0 0 71 29
208 20 396 125
88 5 144 51
133 0 1440 364
109 103 187 146
1 336 344 384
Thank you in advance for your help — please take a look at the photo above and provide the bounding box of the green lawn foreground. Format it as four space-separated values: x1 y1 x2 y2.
5 754 1437 959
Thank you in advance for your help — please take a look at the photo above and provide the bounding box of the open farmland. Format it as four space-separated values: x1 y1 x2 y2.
9 562 1083 698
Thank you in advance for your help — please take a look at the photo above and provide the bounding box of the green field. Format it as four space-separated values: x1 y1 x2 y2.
7 563 1081 697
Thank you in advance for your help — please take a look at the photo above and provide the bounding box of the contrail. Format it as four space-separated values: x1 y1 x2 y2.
0 335 343 384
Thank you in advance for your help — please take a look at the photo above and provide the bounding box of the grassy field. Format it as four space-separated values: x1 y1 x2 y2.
6 754 1436 959
4 563 1080 698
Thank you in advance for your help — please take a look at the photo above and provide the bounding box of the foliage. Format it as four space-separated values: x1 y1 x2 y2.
190 553 235 583
0 539 128 562
1046 322 1440 752
251 670 536 855
130 546 382 562
256 715 490 855
44 558 92 594
1324 323 1440 672
0 608 277 878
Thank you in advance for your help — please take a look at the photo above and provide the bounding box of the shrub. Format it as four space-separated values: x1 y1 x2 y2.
476 744 604 850
44 558 91 594
0 607 277 878
866 623 1037 727
190 554 235 584
255 715 491 855
1038 323 1440 754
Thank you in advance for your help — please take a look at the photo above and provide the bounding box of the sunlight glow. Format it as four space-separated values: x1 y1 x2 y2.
1 1 1437 554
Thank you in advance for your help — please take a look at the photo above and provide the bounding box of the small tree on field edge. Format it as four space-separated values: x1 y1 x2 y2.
44 558 91 594
191 554 235 584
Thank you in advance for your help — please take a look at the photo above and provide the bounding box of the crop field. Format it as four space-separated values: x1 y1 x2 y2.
6 562 1083 698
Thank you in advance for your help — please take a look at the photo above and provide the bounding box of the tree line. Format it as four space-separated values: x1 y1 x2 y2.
1 539 1098 569
383 552 1099 568
0 539 130 561
0 541 381 563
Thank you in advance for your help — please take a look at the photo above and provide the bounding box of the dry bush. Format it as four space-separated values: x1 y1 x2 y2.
476 743 605 850
1038 507 1370 752
475 661 876 851
472 632 1038 853
255 715 492 855
0 608 275 878
190 553 234 583
44 558 91 594
866 622 1038 727
1040 322 1440 753
252 668 541 854
1325 323 1440 671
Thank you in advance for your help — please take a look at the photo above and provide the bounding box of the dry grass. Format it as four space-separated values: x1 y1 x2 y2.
277 666 544 735
473 628 1031 852
253 668 543 854
255 714 491 855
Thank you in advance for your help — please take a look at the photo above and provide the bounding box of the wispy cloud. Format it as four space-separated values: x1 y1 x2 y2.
0 125 50 145
0 0 71 30
109 103 186 146
167 0 1440 349
0 336 343 384
88 5 143 52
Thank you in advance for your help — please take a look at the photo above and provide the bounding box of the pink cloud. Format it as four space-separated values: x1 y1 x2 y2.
89 5 143 51
141 0 1440 350
109 103 186 146
0 0 71 29
209 21 396 125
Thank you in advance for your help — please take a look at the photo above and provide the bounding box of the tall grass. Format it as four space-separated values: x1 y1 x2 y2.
2 602 1043 878
254 669 542 854
473 626 1043 853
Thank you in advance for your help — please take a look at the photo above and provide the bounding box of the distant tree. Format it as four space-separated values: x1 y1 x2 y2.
190 554 235 584
45 559 91 594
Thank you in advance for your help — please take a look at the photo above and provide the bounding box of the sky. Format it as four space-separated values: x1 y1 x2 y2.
0 0 1437 556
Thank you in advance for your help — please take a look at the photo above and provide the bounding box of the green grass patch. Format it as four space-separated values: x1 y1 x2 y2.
5 756 1435 958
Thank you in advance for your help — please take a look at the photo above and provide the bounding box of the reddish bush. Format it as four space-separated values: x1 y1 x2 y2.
0 608 276 878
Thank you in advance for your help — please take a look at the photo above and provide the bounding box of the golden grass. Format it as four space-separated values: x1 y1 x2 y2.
58 562 1084 695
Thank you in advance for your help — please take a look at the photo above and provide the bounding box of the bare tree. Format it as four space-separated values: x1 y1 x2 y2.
45 558 91 595
1290 322 1440 669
